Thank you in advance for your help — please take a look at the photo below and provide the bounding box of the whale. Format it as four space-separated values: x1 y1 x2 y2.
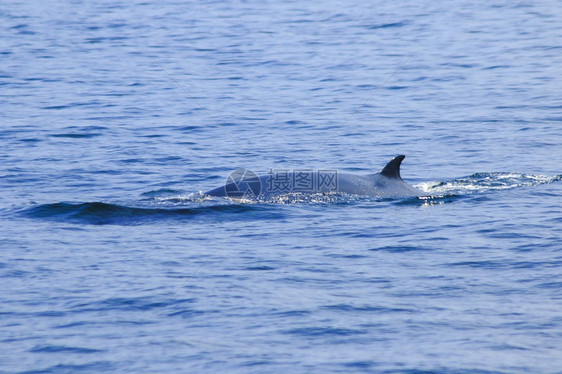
204 155 426 201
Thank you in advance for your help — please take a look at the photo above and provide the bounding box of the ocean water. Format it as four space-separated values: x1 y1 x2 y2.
1 0 562 373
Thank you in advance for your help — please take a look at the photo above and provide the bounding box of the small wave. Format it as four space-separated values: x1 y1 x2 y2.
141 192 218 204
284 326 367 337
29 345 104 354
21 201 271 225
50 133 102 139
139 188 185 198
367 21 408 30
417 172 561 196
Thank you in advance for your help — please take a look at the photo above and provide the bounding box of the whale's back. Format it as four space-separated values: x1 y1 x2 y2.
203 155 425 199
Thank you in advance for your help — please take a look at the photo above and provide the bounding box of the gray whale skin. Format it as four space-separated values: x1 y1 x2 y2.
204 155 425 200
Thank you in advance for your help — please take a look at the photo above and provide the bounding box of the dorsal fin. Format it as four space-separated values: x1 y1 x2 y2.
380 155 405 179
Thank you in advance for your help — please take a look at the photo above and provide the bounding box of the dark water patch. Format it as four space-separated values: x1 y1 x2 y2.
166 308 205 318
140 188 184 198
18 361 113 374
29 345 104 354
342 360 378 369
371 245 429 253
67 296 188 313
328 253 368 259
85 36 129 43
483 64 511 70
83 115 131 121
356 84 377 89
322 304 408 313
245 265 276 271
380 370 499 374
119 158 143 164
537 281 562 289
35 311 66 318
271 310 311 318
53 321 89 329
10 24 29 29
2 269 31 278
155 156 183 162
23 77 60 82
542 116 562 122
22 201 279 225
441 62 478 69
513 243 553 252
50 133 101 139
366 21 408 30
487 232 541 240
489 343 529 352
108 22 128 29
239 360 272 367
141 134 166 138
178 125 201 132
347 232 375 238
342 132 366 137
54 319 154 329
284 326 366 337
449 260 505 269
42 105 69 110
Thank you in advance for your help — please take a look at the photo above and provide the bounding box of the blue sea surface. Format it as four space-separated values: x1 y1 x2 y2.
1 0 562 373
